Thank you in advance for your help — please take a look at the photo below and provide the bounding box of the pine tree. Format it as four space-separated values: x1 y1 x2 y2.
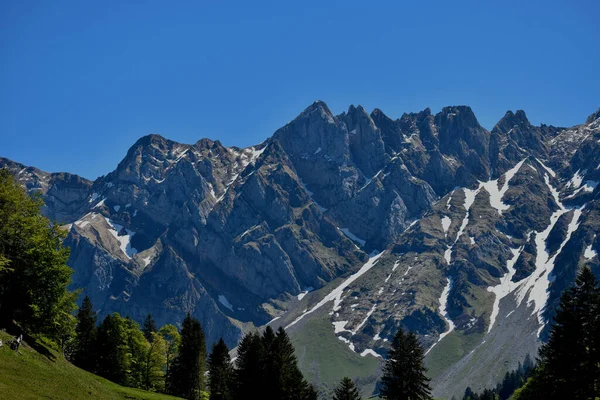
234 331 263 400
0 170 76 340
143 314 157 342
95 313 129 385
72 295 97 371
333 377 361 400
380 327 433 400
271 326 313 400
208 338 234 400
166 314 207 400
515 265 600 399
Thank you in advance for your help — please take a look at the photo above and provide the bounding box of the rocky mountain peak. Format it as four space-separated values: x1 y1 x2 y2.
296 100 336 125
586 107 600 125
436 105 480 128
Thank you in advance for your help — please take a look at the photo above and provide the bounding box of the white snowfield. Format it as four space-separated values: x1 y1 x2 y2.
487 246 525 333
286 251 385 329
218 295 234 312
486 160 588 336
441 216 451 235
104 217 138 259
426 277 455 355
445 159 525 267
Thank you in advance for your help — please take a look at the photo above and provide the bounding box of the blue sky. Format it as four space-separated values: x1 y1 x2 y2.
1 0 599 179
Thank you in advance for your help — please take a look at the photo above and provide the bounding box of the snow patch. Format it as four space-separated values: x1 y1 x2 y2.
218 295 234 312
286 251 385 329
338 228 366 247
104 218 138 259
360 349 383 358
487 246 524 333
584 244 597 260
479 159 525 214
142 255 153 267
333 320 349 333
441 216 451 234
426 277 455 354
297 287 314 301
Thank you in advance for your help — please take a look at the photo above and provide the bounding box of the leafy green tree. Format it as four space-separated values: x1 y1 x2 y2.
514 266 600 399
208 338 234 400
55 294 78 357
333 377 361 400
72 295 97 371
166 314 207 400
143 314 157 342
380 327 433 400
159 324 181 378
0 170 76 340
96 313 129 385
124 316 151 388
142 332 167 391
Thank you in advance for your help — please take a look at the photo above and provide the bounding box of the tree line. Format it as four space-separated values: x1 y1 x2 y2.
72 294 436 400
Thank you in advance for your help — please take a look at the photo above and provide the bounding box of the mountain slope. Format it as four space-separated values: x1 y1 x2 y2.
2 102 599 398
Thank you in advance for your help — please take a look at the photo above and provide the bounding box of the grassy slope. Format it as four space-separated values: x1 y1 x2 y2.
290 307 381 398
0 331 182 400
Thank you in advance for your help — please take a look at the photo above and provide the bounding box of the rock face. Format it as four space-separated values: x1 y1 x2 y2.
2 103 599 399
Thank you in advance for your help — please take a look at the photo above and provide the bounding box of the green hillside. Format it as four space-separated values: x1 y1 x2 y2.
0 331 182 400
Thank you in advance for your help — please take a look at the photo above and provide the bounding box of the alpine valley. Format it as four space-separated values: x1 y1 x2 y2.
2 101 599 399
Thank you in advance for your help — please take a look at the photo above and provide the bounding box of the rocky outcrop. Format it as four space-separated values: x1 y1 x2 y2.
2 102 599 399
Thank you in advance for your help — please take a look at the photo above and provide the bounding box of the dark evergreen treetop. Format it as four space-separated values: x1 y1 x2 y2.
166 313 207 400
380 327 433 400
234 331 263 400
72 295 97 371
333 377 362 400
208 338 234 400
234 326 315 400
514 265 600 400
143 313 157 342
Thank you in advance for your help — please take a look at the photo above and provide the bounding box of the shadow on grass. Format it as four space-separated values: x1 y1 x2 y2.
4 321 56 361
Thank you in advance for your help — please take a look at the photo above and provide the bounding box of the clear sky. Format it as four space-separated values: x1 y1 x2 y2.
1 0 599 180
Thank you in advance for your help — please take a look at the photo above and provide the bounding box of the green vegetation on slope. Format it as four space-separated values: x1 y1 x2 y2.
290 308 381 397
0 331 182 400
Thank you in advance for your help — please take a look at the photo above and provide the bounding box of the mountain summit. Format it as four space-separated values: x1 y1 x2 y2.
2 101 599 398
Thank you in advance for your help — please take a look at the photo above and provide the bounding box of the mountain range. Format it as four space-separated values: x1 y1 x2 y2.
2 101 599 398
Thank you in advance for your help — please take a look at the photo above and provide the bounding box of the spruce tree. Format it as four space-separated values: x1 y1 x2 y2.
143 314 157 342
333 377 361 400
380 327 433 400
166 314 207 400
95 313 129 385
515 265 600 399
234 331 263 400
208 338 234 400
72 295 97 371
271 326 312 400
